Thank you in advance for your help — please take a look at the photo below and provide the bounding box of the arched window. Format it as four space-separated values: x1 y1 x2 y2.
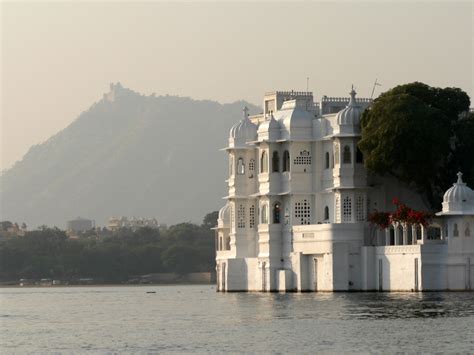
237 157 245 175
453 223 459 237
343 145 351 164
273 202 281 224
324 206 329 221
272 151 280 172
334 144 340 165
389 226 395 245
465 223 471 237
261 204 268 224
325 152 330 169
343 196 352 222
356 147 364 164
283 150 290 172
260 151 268 173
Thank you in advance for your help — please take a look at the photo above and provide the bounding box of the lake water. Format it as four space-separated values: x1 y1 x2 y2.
1 285 473 353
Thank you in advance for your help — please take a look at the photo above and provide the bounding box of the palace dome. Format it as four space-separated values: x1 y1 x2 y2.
257 113 280 141
337 88 362 126
217 203 230 228
229 107 257 148
443 172 474 203
441 172 474 214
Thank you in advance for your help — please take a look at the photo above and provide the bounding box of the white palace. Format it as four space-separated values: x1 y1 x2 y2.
215 88 474 292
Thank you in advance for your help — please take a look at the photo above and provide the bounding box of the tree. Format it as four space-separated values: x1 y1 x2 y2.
202 211 219 229
358 82 471 208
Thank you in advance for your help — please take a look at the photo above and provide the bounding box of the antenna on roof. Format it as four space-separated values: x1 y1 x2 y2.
371 78 382 99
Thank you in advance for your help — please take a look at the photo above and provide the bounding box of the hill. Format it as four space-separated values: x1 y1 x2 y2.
0 83 261 227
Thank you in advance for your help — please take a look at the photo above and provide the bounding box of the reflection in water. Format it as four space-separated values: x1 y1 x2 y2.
230 291 474 320
1 286 473 353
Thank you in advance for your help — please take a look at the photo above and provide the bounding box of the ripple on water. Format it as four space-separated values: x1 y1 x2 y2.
1 286 473 353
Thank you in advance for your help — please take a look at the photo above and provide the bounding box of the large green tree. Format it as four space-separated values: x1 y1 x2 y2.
358 82 472 208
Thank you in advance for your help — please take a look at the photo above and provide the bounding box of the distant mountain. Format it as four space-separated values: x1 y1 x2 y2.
0 83 261 228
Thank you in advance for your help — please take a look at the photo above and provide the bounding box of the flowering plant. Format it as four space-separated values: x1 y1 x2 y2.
368 198 432 230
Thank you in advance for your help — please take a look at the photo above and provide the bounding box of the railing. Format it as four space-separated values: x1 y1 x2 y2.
321 96 372 103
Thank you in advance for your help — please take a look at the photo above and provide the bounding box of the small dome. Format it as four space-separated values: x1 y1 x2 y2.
229 106 257 148
217 203 230 228
337 87 362 126
440 172 474 215
443 172 474 203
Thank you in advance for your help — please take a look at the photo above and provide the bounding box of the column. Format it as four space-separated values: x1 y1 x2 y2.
385 228 391 246
402 224 408 245
412 225 417 245
421 226 427 244
394 224 399 245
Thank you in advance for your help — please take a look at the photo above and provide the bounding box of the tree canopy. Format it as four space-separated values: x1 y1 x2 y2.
358 82 472 208
0 212 219 282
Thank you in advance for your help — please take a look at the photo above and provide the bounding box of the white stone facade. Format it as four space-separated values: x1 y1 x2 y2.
216 89 474 292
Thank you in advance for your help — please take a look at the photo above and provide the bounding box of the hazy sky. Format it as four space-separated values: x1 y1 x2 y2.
1 1 472 171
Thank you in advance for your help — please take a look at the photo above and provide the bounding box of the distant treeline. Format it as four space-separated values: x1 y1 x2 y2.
0 212 218 283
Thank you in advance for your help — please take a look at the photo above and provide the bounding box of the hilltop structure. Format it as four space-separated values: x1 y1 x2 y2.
215 89 474 292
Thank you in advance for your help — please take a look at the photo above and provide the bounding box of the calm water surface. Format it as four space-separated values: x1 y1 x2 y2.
1 285 474 353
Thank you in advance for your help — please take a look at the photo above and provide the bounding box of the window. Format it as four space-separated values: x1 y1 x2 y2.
325 152 330 169
261 204 268 224
273 202 281 224
249 159 255 171
237 205 246 229
294 150 312 165
465 223 471 237
237 158 245 175
249 205 255 228
334 143 340 165
428 227 441 240
260 151 268 173
324 206 329 221
343 196 352 222
453 223 459 237
248 159 255 178
356 196 364 222
356 147 364 164
343 145 351 164
283 150 290 172
272 151 280 172
295 199 311 225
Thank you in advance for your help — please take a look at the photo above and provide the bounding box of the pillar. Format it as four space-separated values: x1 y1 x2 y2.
402 224 408 245
385 228 390 246
421 226 427 244
394 224 399 245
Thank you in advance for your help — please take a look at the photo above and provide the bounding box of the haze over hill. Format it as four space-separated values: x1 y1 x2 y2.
0 83 260 228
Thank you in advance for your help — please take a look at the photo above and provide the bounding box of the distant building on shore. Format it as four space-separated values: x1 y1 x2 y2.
66 217 95 233
107 216 166 232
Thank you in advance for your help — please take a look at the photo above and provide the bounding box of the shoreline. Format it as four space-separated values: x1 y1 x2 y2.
0 283 214 288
